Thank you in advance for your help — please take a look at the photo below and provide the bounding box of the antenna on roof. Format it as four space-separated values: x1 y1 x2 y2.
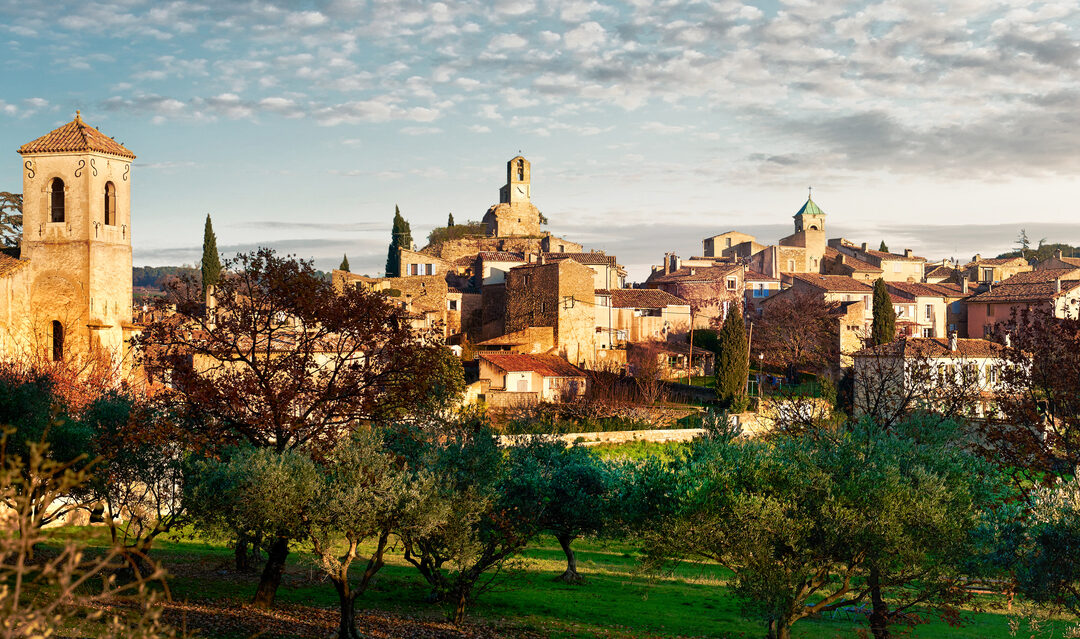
808 185 812 199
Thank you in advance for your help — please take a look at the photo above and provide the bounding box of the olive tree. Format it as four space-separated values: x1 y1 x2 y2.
394 414 548 623
644 420 1005 639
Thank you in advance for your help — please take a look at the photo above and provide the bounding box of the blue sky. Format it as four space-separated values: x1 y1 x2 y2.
3 0 1080 280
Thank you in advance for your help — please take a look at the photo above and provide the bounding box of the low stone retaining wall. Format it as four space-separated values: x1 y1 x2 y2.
499 427 706 447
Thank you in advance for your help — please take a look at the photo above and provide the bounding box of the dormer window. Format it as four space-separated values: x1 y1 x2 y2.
104 181 117 225
49 178 65 223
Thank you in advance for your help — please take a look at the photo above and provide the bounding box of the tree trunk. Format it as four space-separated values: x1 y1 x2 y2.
234 533 250 572
452 588 468 625
767 619 792 639
555 533 582 584
252 536 289 608
868 565 891 639
334 579 358 639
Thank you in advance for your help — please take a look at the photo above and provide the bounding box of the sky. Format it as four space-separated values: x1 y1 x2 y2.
3 0 1080 281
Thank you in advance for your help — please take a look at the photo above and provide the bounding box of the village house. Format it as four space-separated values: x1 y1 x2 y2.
543 251 625 289
924 259 963 284
475 326 555 355
702 231 763 259
744 270 781 315
503 258 605 368
852 336 1011 419
965 268 1080 337
645 263 744 327
331 271 473 338
828 239 926 282
627 340 715 380
593 288 691 348
477 352 587 406
1035 249 1080 273
822 246 883 282
0 113 139 379
884 281 966 339
961 254 1032 286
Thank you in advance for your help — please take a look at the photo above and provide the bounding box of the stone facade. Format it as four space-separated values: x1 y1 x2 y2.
504 259 597 366
482 156 545 237
0 115 137 377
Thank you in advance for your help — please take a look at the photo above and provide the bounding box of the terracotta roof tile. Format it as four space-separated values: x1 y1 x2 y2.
864 248 925 262
481 353 584 377
544 252 617 266
649 264 741 283
964 257 1028 267
478 251 526 262
1000 268 1080 284
744 269 779 282
0 253 27 278
825 247 883 272
887 281 966 299
595 288 688 308
19 114 135 159
967 279 1080 303
855 337 1009 359
789 273 873 293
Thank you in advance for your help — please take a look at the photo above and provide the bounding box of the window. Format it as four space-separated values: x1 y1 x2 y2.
893 262 902 273
922 328 932 337
981 267 994 282
410 263 419 275
523 274 531 286
49 178 65 223
517 160 524 181
787 259 795 271
104 181 117 225
726 276 737 291
51 320 63 361
424 263 434 275
925 304 933 320
541 301 547 313
988 366 998 384
448 299 458 311
725 238 733 248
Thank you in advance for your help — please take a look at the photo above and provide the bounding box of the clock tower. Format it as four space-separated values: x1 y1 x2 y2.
499 156 531 204
485 155 543 237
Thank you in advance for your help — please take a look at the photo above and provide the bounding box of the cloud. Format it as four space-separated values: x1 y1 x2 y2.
488 33 529 50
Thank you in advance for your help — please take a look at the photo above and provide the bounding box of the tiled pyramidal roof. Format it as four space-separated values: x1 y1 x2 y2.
18 113 136 159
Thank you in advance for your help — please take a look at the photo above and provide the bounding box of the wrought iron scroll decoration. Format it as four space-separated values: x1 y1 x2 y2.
24 160 35 179
123 164 130 181
90 158 98 176
75 159 85 178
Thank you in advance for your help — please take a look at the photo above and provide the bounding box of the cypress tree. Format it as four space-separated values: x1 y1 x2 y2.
715 305 749 409
339 254 350 272
201 214 222 290
385 205 412 277
447 212 455 227
871 278 896 346
879 240 889 253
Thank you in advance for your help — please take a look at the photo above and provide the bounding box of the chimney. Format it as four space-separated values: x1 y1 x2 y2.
1056 249 1064 260
1056 278 1062 294
861 242 868 252
961 279 968 294
949 332 957 352
973 253 981 262
904 248 913 258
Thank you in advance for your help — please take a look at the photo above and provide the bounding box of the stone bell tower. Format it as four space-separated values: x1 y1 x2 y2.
484 155 543 237
17 112 136 366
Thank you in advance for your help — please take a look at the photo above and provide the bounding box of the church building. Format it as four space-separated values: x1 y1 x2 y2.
0 113 137 375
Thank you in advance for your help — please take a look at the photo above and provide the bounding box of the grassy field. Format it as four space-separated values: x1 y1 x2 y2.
48 525 1078 639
